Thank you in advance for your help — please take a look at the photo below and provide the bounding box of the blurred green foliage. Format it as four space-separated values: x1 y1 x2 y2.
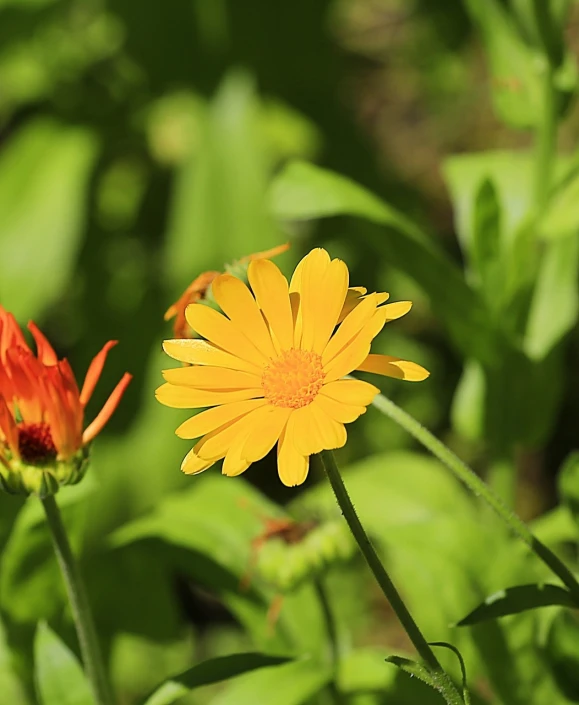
4 0 579 703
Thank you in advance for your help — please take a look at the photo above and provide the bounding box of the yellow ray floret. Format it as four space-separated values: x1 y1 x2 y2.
156 248 429 486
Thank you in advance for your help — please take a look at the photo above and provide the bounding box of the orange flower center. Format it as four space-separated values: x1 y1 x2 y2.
262 349 325 409
18 422 57 464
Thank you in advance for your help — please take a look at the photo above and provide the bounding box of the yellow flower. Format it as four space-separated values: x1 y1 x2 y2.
157 248 428 486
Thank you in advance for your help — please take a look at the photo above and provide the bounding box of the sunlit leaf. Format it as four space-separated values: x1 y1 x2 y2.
0 118 98 320
270 160 496 364
457 584 575 626
208 658 331 705
34 623 95 705
142 653 292 705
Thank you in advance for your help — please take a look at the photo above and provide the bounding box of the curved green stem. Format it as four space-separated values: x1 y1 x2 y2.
314 577 343 705
320 450 464 705
372 393 579 605
42 495 114 705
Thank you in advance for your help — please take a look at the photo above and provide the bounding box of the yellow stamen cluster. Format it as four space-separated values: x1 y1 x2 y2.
262 349 325 409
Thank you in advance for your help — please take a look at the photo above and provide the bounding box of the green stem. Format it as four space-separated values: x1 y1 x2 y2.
372 393 579 605
41 495 114 705
320 450 463 705
534 60 557 210
314 578 342 705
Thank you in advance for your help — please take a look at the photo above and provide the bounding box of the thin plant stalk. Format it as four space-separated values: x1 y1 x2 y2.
42 495 114 705
371 393 579 605
320 450 464 705
314 577 343 705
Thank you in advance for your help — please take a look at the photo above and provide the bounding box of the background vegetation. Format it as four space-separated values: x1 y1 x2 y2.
3 0 579 703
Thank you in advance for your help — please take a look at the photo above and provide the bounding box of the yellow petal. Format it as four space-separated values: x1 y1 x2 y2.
312 393 366 424
212 273 277 359
322 294 378 366
379 301 412 321
242 405 291 463
291 404 347 456
222 434 252 477
155 383 263 409
181 448 217 475
356 353 430 382
195 405 269 460
320 379 379 406
311 259 349 354
248 259 294 351
337 287 367 323
186 303 269 368
175 399 268 439
323 307 390 382
162 365 261 389
277 419 309 487
297 249 331 351
162 339 259 374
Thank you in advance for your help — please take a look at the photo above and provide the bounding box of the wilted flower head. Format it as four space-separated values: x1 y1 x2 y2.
165 243 290 338
157 248 428 486
0 307 132 497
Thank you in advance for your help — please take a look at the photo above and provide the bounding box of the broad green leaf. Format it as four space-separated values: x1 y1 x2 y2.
558 452 579 526
209 658 331 705
545 610 579 701
524 234 579 359
0 480 95 622
462 0 541 128
0 118 98 320
0 613 27 704
142 653 292 705
34 623 95 705
531 506 578 545
270 160 496 364
164 71 282 293
540 169 579 240
472 179 502 307
457 584 576 626
450 359 485 441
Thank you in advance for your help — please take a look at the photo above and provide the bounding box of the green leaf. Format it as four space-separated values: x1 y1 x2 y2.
558 452 579 526
462 0 541 128
270 160 496 364
545 609 579 701
34 623 95 705
457 584 576 626
524 234 579 359
142 653 292 705
430 643 470 705
385 655 438 689
450 359 486 441
0 118 98 320
208 658 331 705
0 480 95 622
472 179 502 306
164 71 282 293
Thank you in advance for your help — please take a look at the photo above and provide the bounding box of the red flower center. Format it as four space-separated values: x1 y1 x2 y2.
18 422 57 464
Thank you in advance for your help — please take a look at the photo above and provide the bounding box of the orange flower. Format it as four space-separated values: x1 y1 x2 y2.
0 306 132 496
165 243 290 338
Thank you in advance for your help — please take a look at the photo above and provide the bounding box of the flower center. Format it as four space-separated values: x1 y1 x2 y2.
18 422 57 464
262 349 325 409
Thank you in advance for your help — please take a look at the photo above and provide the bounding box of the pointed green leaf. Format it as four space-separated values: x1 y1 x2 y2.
385 656 463 705
142 653 292 705
35 623 95 705
524 234 579 359
430 642 470 705
457 584 576 626
558 451 579 526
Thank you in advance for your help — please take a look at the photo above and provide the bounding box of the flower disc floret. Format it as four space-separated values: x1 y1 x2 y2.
262 349 325 409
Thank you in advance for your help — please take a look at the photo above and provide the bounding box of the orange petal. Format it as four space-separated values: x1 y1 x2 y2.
28 322 58 366
80 341 118 406
82 372 132 444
